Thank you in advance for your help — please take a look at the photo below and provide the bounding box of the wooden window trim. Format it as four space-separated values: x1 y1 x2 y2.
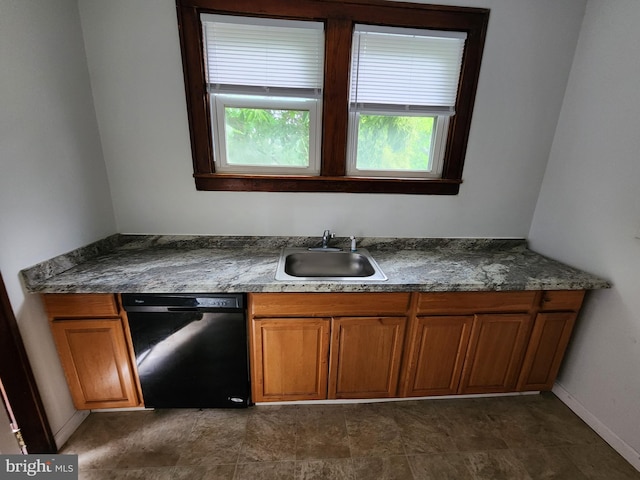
176 0 489 194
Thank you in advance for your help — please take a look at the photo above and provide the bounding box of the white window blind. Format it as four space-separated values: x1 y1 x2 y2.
201 14 324 96
350 25 466 114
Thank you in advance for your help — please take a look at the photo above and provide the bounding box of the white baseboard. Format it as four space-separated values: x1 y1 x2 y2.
90 407 151 412
256 391 539 406
53 410 89 450
553 383 640 472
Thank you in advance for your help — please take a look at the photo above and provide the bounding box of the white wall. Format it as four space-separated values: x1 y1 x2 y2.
0 0 116 445
78 0 587 238
528 0 640 467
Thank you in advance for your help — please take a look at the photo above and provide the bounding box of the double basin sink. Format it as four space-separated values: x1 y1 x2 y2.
275 247 387 282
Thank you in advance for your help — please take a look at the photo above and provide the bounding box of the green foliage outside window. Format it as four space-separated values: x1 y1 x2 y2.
224 107 310 167
356 115 434 171
223 107 433 172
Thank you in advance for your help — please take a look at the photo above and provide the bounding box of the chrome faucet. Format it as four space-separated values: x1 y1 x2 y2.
321 229 334 249
308 229 341 251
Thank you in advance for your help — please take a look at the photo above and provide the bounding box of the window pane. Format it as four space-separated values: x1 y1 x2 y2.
224 107 310 167
356 115 434 171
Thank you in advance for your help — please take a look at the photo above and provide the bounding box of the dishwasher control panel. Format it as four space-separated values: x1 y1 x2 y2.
122 293 244 311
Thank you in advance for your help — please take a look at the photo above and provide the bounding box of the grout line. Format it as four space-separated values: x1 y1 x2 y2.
342 406 352 460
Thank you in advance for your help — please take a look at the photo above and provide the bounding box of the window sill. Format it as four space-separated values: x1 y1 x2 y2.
194 174 462 195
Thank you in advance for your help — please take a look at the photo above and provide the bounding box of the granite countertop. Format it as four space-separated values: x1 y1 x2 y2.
21 235 610 294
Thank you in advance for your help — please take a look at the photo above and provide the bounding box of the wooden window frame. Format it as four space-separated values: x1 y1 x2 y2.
176 0 489 194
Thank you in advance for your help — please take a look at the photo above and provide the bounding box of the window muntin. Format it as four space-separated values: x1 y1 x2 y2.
347 25 466 178
201 14 324 175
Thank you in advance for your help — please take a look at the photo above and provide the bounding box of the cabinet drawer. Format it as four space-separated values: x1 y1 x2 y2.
250 293 411 317
42 294 119 319
540 290 585 311
416 291 536 315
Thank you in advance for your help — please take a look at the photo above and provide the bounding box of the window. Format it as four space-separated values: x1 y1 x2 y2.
176 0 489 194
348 25 466 178
202 15 324 175
213 95 321 175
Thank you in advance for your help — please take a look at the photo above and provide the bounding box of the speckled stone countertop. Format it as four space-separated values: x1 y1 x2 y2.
21 235 610 294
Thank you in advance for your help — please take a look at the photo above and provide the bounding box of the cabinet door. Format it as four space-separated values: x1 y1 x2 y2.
251 318 330 402
459 314 532 394
401 316 473 397
51 319 140 409
517 312 578 391
328 317 406 399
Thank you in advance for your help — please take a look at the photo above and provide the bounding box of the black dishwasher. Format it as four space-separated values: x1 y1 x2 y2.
122 293 250 408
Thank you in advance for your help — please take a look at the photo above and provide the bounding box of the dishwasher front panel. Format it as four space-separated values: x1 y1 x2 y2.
127 309 250 408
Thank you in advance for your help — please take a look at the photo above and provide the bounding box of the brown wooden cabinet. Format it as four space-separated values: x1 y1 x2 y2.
42 294 141 410
250 290 586 402
402 291 537 396
248 293 411 402
329 316 406 399
401 315 473 396
42 289 586 408
458 313 532 394
250 318 330 402
517 290 585 391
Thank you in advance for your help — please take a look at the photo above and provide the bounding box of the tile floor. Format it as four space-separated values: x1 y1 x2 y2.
60 392 640 480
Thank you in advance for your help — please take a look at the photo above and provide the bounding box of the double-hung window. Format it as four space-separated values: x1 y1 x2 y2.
176 0 489 194
348 26 466 179
202 15 324 175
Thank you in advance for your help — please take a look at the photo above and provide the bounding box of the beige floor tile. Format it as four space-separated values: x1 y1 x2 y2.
295 405 351 460
511 447 587 480
563 444 640 479
235 461 296 480
60 394 639 480
239 408 297 462
171 464 236 480
114 448 181 469
352 455 414 480
344 405 405 457
464 450 532 480
78 467 175 479
295 458 356 480
407 452 475 480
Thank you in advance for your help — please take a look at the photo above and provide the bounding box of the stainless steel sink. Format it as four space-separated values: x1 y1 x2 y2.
275 247 387 281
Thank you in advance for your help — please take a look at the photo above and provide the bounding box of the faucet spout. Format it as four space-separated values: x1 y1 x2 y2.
308 229 341 251
322 230 332 248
